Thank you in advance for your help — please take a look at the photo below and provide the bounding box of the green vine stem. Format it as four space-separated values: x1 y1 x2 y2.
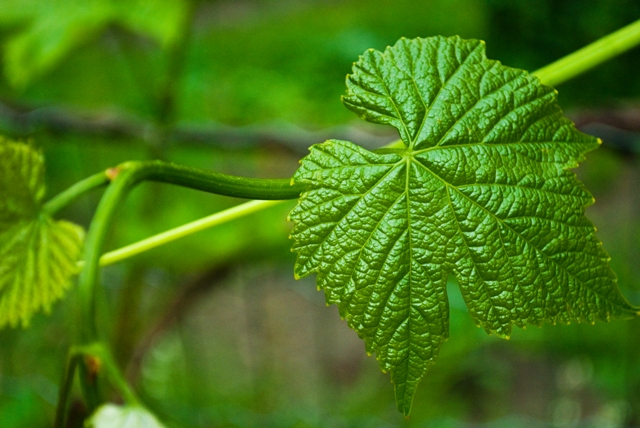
73 160 302 412
43 171 111 215
533 18 640 87
78 160 303 342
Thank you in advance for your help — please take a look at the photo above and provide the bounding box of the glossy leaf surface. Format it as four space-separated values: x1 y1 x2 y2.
0 140 84 328
289 36 638 415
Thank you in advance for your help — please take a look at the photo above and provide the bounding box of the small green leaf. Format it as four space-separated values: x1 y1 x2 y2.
289 36 639 415
0 140 84 328
85 404 166 428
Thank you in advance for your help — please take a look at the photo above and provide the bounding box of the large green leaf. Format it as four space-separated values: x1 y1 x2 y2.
85 404 166 428
0 0 189 87
0 140 84 328
289 36 639 415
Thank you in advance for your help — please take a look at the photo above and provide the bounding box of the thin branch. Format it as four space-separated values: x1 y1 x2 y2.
0 99 396 154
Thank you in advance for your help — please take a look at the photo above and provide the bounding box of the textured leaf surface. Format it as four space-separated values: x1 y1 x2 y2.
86 404 166 428
0 140 84 328
0 0 189 87
289 36 638 415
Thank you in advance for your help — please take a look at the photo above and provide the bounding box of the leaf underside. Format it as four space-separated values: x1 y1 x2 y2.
289 36 638 415
0 140 84 328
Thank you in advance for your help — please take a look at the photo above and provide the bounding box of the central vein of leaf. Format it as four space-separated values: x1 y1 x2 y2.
404 155 414 353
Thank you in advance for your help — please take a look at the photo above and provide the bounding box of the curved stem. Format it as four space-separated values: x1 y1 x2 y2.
71 161 301 410
78 160 302 342
43 172 110 215
532 18 640 86
71 161 301 413
112 160 303 200
78 169 138 343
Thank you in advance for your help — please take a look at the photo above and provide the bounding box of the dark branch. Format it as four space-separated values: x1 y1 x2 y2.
0 99 396 155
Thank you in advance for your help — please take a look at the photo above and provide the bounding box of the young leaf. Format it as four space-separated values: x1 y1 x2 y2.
0 140 84 328
289 36 639 416
85 404 166 428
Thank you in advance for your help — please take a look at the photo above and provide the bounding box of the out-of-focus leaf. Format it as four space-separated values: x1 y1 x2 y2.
0 139 83 328
86 404 166 428
0 0 189 87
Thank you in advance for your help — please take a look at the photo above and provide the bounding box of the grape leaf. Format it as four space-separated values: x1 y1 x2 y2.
0 139 84 328
289 36 639 416
0 0 189 87
85 404 166 428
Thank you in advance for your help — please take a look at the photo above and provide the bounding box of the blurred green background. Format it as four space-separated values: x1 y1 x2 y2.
1 0 640 427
